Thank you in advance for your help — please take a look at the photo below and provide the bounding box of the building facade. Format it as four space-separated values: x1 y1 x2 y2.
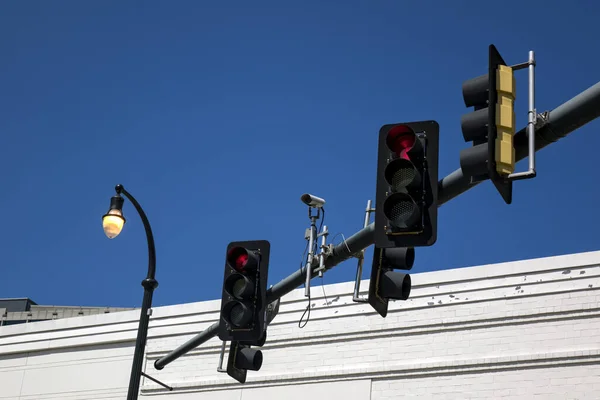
1 250 599 399
0 298 135 326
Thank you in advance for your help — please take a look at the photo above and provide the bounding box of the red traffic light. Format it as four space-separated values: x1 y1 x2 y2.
386 125 418 160
219 240 271 345
374 121 439 249
227 247 257 272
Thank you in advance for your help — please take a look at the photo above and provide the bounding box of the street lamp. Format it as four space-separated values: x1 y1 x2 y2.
102 194 126 239
102 184 159 400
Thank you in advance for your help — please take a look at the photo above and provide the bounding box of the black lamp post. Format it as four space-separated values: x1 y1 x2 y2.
102 184 159 400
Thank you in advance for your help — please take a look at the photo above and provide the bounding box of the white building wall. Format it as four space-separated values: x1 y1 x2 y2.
1 251 599 400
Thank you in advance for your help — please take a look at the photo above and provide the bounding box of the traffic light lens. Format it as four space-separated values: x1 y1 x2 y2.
386 125 416 160
235 254 248 270
383 193 421 229
384 158 421 192
388 201 418 225
233 278 247 297
228 301 253 328
225 274 254 299
227 247 250 272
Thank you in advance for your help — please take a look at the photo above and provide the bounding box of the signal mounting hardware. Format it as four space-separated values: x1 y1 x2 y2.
459 45 537 204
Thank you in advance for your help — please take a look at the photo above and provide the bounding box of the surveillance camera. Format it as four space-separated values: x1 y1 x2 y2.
301 193 326 208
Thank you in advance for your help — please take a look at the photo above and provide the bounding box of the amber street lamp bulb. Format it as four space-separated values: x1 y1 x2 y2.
102 195 126 239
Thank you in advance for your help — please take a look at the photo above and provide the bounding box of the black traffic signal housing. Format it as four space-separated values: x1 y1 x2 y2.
459 44 515 204
218 240 270 345
373 120 439 248
368 246 414 318
226 341 263 384
225 298 280 383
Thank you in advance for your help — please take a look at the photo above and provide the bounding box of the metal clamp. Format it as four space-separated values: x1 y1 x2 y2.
217 340 227 373
508 50 537 181
352 200 375 303
313 225 330 277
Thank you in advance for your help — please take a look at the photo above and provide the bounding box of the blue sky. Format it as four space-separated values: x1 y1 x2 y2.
1 1 599 308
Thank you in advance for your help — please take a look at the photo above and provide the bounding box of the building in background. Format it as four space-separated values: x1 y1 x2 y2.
1 250 599 399
0 297 134 326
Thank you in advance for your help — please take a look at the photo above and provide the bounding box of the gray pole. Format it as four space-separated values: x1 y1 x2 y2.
154 79 600 372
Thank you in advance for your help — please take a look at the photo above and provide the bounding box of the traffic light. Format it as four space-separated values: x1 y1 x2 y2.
368 246 414 318
226 341 263 384
218 240 270 345
459 44 516 204
373 120 439 249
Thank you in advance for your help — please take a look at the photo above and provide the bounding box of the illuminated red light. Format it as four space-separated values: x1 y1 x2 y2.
386 125 416 160
235 253 248 270
228 247 249 272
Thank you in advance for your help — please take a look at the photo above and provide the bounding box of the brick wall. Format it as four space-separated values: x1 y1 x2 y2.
1 250 599 399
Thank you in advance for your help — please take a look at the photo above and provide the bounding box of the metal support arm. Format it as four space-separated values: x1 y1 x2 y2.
508 50 537 181
154 79 600 372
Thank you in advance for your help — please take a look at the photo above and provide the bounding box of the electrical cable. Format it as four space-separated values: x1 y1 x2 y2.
331 232 352 254
298 237 310 328
320 275 329 306
318 207 325 234
298 207 325 328
298 235 318 328
298 290 311 328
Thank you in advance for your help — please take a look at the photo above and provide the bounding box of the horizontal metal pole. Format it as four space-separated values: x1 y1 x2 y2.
155 80 600 371
154 322 218 370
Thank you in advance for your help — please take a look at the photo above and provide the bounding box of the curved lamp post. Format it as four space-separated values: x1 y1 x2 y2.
102 184 160 400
